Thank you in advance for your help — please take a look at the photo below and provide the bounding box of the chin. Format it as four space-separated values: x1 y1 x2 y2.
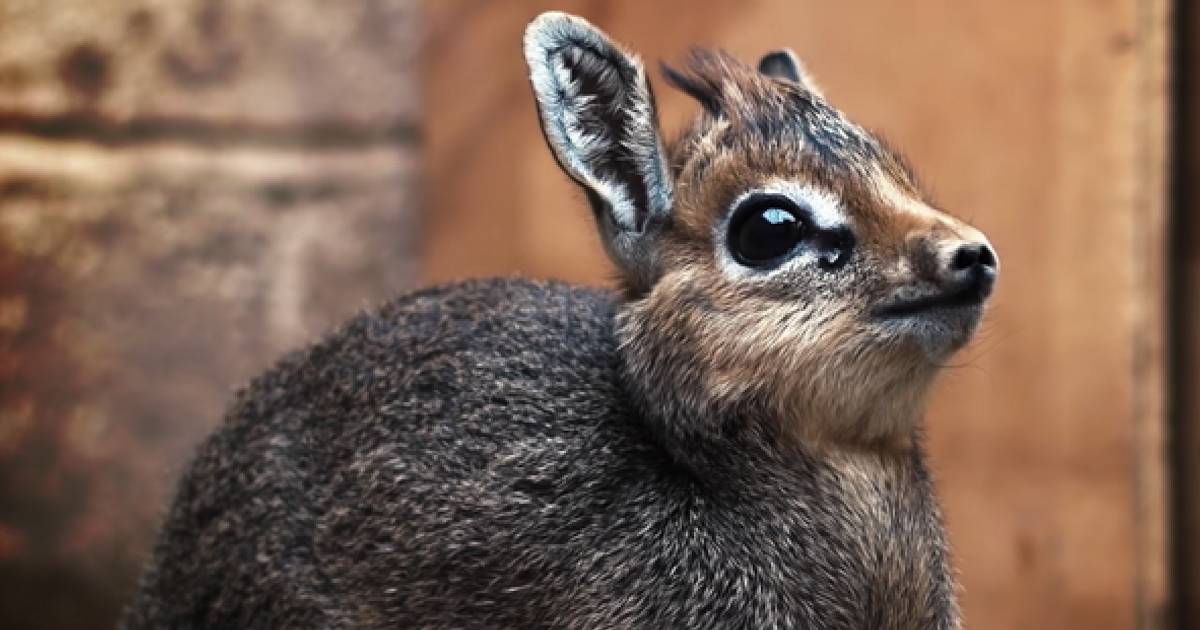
877 304 985 360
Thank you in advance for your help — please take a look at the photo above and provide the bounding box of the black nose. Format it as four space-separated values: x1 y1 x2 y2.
950 242 997 273
947 242 997 300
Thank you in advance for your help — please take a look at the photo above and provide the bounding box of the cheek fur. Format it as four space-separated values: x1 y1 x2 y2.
699 299 935 443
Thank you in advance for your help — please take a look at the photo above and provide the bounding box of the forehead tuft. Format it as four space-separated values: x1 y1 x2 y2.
663 49 921 194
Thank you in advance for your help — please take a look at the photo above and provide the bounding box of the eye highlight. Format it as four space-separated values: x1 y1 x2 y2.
727 196 807 267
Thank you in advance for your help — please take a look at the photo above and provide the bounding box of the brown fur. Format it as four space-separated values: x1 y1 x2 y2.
618 50 990 450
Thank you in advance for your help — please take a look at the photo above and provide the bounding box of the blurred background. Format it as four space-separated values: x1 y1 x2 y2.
0 1 1191 628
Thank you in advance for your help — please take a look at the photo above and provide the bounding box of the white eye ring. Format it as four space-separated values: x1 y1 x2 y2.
726 195 809 268
715 182 852 278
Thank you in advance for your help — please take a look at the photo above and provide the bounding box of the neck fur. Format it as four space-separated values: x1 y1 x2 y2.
615 297 937 472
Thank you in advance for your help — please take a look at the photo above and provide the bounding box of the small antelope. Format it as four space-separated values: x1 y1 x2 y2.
124 12 996 630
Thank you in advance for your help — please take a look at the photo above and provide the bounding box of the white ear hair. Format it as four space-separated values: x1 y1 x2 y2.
523 12 673 236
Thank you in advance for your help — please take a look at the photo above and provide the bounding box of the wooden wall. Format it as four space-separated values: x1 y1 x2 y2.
424 2 1172 629
1175 1 1199 626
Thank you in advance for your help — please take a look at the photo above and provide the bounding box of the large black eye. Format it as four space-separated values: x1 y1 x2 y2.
728 198 806 267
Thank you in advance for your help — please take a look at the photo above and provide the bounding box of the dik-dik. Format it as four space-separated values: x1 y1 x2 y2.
124 12 998 630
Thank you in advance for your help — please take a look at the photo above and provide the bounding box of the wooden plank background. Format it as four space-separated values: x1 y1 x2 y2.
423 2 1172 629
0 2 420 628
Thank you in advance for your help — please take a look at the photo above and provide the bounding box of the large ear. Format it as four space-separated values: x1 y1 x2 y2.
757 48 824 98
523 12 673 286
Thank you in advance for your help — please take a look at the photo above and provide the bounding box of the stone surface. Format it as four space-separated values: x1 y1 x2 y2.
0 2 420 629
0 0 418 126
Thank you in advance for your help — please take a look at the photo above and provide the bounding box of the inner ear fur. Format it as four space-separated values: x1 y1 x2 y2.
523 12 673 289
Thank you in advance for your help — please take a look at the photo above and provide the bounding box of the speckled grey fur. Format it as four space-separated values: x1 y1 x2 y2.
122 280 956 629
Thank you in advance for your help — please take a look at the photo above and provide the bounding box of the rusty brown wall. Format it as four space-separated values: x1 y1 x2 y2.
0 2 420 629
424 2 1171 629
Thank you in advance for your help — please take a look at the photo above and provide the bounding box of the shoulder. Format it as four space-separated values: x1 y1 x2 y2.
372 277 617 344
234 278 622 419
341 278 619 369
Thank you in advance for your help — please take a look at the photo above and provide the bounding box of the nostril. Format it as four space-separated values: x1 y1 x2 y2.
950 243 996 272
977 244 997 269
950 244 979 271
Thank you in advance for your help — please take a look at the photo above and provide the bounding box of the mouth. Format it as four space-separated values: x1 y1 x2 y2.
874 276 994 319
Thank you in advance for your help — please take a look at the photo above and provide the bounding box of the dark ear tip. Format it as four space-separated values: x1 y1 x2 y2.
659 61 685 86
757 49 802 83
